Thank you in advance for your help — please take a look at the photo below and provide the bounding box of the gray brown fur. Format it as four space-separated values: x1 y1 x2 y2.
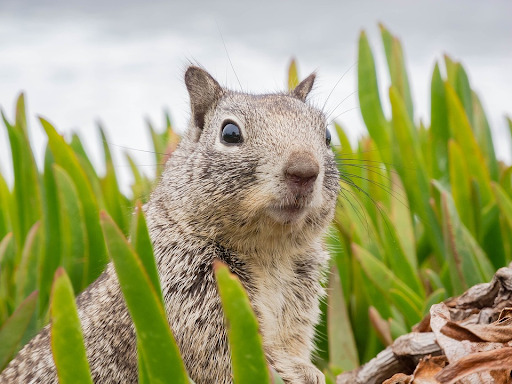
0 66 340 384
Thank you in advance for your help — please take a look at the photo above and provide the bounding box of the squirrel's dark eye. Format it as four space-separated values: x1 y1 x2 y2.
325 128 331 147
221 122 242 144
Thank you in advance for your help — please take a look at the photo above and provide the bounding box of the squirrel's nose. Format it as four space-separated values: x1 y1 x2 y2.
284 152 320 193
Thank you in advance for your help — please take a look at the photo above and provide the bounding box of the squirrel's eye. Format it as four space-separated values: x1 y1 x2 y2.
325 128 331 147
221 122 242 144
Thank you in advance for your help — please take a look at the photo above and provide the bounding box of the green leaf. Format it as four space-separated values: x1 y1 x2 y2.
69 134 106 210
16 222 42 305
507 116 512 158
357 31 391 162
125 154 153 203
493 182 512 237
147 119 178 178
430 62 450 179
376 204 424 297
214 260 270 384
271 367 285 384
99 125 128 233
389 86 443 261
50 268 93 384
0 291 38 371
53 165 89 292
0 174 10 240
327 264 359 371
333 122 353 157
14 93 28 139
379 24 414 120
434 181 488 294
137 338 151 384
39 147 61 315
444 83 492 205
0 233 15 322
3 103 42 251
328 222 351 303
100 212 188 384
472 92 499 181
388 288 422 326
389 174 416 269
287 59 299 91
423 288 447 315
352 243 422 320
130 201 163 304
453 63 474 128
41 118 108 284
423 269 444 292
448 140 475 234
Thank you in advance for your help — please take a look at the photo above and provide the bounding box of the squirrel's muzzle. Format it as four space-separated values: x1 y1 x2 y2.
284 151 320 195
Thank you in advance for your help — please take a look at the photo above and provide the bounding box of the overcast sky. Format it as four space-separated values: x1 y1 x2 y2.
0 0 511 192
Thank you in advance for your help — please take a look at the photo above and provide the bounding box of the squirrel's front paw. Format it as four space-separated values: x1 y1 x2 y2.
277 359 325 384
299 363 325 384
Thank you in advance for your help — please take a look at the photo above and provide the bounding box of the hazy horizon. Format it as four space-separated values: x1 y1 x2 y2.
1 0 511 193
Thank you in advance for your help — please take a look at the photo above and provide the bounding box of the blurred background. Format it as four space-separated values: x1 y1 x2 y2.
0 0 511 193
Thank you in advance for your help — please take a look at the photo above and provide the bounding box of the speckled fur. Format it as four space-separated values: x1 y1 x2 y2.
0 67 339 384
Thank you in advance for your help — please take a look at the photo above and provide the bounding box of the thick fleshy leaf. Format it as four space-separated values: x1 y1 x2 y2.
53 165 89 292
472 92 499 181
69 134 105 209
352 243 423 322
444 83 492 205
130 201 163 304
214 260 270 384
0 291 38 371
287 59 299 90
358 31 391 162
15 222 42 305
41 118 108 284
333 122 353 156
0 174 10 240
493 182 512 235
389 173 416 269
50 268 92 384
99 126 128 233
100 212 188 384
448 140 475 234
389 288 422 326
39 147 61 315
453 63 474 127
389 86 443 261
376 204 424 297
327 264 359 371
125 154 153 203
434 181 489 294
508 116 512 158
0 233 15 322
3 101 42 250
379 24 414 120
430 62 450 178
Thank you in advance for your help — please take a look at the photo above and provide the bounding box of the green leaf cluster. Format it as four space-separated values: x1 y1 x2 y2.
1 23 512 381
318 24 511 372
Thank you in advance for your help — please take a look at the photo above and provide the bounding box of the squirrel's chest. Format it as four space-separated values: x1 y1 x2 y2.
247 261 321 334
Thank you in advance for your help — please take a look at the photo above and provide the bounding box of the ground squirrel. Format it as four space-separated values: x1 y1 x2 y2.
0 66 340 384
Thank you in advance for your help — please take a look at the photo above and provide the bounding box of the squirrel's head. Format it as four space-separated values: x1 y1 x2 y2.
157 66 340 253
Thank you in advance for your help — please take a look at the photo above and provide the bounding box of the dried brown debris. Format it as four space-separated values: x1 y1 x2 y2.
337 265 512 384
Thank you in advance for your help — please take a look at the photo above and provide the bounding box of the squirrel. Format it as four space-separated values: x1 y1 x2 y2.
0 66 340 384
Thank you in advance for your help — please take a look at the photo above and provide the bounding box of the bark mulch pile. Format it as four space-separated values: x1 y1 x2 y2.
337 264 512 384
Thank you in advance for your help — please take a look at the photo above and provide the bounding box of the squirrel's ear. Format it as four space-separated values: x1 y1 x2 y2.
185 66 223 130
291 73 316 102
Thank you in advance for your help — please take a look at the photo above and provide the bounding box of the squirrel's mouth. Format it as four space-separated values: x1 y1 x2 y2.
267 202 309 224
